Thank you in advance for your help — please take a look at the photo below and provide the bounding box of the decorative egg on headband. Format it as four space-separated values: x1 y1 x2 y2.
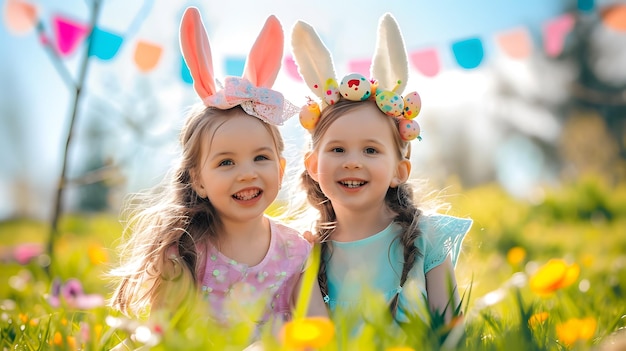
398 118 421 141
402 91 421 120
375 90 404 117
300 98 321 131
339 73 372 101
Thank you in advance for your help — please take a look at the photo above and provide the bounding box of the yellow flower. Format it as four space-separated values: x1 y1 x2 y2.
67 335 77 351
530 259 580 296
556 317 597 347
53 331 63 345
386 347 415 351
506 246 526 266
88 244 108 265
581 254 594 268
528 312 549 328
281 317 335 350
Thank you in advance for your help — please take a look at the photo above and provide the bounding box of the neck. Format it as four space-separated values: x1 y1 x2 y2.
331 203 395 242
214 215 271 266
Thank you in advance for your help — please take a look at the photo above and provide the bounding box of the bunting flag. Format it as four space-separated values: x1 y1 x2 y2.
181 55 193 84
283 56 302 82
4 1 625 81
89 27 123 60
496 27 532 59
3 0 37 35
543 13 575 58
133 40 162 72
410 48 440 77
602 4 626 32
347 59 371 77
224 56 245 76
578 0 595 13
52 14 89 56
452 38 484 69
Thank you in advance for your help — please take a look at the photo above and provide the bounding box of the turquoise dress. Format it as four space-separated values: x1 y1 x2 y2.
324 214 472 322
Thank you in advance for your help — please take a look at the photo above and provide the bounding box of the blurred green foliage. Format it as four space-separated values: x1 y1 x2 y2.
0 175 625 350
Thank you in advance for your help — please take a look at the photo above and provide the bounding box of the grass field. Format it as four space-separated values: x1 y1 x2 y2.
1 175 625 350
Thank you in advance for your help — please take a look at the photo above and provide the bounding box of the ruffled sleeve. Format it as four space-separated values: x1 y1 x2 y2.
420 214 472 273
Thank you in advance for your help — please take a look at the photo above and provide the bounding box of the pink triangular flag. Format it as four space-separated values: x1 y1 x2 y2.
3 0 38 35
347 58 371 77
283 56 302 81
543 13 575 57
496 27 532 59
53 14 89 56
409 48 440 77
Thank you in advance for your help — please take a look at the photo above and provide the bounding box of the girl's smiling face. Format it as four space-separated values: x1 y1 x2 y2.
193 111 285 224
305 102 409 215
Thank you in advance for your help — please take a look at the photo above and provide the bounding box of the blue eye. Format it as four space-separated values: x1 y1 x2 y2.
254 155 270 161
218 159 234 166
364 147 377 154
331 147 344 153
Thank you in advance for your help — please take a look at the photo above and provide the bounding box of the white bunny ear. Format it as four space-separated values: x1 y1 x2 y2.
291 20 337 101
371 13 409 94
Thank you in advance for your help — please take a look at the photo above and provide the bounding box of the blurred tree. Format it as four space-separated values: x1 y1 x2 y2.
561 4 626 182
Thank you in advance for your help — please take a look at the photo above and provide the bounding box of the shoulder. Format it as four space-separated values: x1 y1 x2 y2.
418 213 473 237
269 218 312 252
417 212 472 272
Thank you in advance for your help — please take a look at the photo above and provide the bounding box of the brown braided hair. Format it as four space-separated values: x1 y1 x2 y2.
301 99 423 317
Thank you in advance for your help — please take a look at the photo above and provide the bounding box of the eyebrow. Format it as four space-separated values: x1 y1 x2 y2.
325 139 385 146
210 146 276 159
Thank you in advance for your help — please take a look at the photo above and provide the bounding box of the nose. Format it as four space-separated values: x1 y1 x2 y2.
237 163 258 181
343 156 362 170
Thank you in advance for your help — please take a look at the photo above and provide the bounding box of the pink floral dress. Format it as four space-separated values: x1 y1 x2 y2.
196 219 311 325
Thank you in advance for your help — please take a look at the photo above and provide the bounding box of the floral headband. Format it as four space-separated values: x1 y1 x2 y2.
179 7 297 125
291 14 422 141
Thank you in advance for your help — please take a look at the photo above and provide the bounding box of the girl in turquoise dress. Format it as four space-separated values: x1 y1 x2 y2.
290 14 472 325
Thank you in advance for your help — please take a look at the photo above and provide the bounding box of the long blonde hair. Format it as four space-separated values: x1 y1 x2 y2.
299 99 423 315
109 104 285 317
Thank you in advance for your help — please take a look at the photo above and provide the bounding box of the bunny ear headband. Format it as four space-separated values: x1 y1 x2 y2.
179 7 298 125
291 13 422 141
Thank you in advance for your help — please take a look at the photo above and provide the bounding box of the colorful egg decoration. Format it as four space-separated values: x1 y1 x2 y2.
398 118 420 141
323 78 340 105
402 91 422 120
299 100 321 131
339 73 372 101
376 90 404 117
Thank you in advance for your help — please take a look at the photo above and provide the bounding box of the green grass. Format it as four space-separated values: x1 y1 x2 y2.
1 175 625 350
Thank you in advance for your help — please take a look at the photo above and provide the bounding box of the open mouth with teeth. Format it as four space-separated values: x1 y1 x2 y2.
339 180 367 188
232 188 262 201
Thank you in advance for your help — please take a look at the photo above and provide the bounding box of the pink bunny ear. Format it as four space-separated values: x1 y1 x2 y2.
243 15 284 88
179 7 216 100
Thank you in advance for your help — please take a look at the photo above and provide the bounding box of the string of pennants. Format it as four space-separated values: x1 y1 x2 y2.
4 0 626 83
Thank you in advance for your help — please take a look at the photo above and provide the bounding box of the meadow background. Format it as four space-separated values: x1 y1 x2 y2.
1 0 626 349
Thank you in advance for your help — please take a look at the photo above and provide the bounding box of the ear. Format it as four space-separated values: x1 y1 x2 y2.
179 7 217 101
390 159 411 188
243 15 283 88
303 151 320 183
189 168 206 198
279 157 287 182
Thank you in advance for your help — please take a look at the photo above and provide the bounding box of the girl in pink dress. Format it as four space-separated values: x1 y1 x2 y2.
109 6 326 334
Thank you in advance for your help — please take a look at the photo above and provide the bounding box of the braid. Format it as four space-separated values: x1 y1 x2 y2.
300 169 336 300
386 182 422 317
